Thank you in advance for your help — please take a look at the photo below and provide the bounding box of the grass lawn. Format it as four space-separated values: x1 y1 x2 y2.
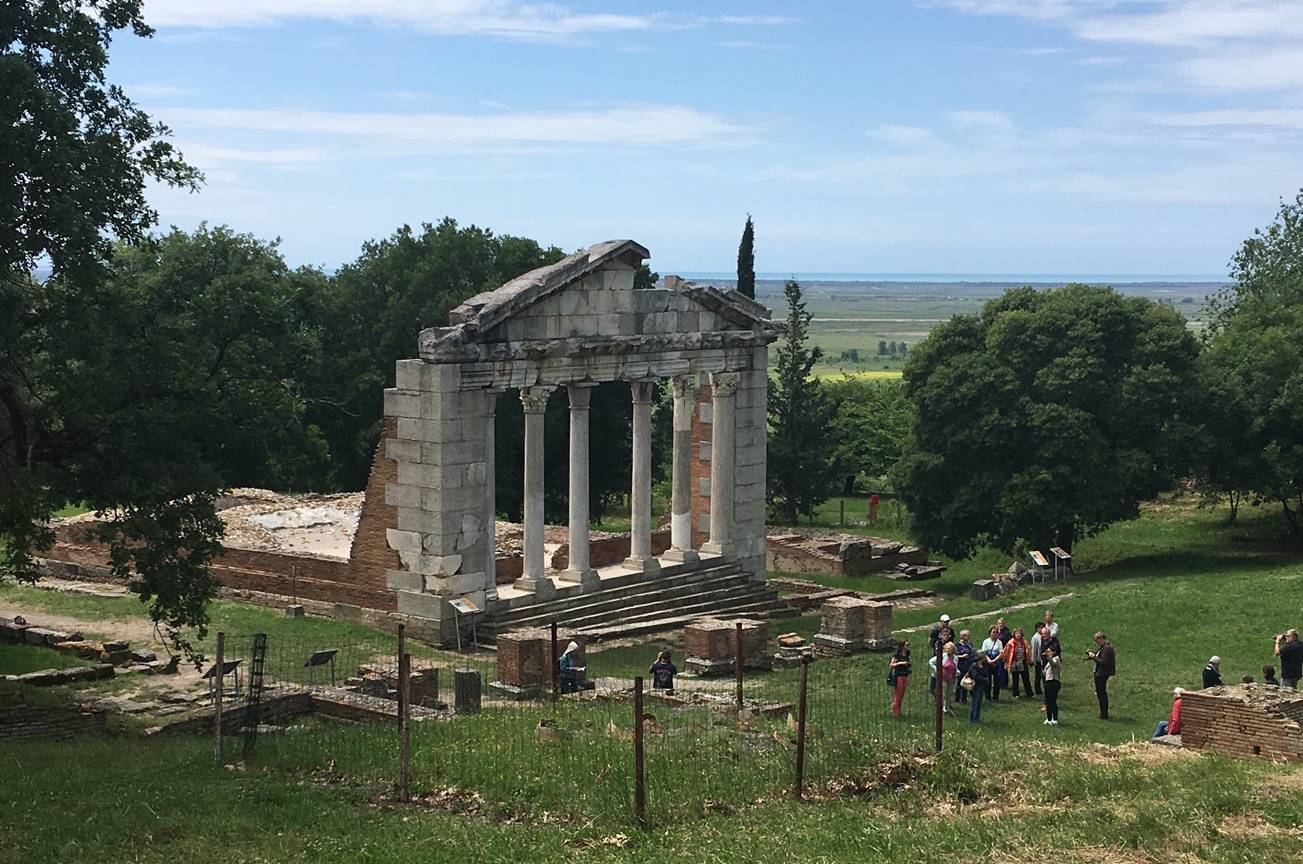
0 642 87 676
3 497 1302 860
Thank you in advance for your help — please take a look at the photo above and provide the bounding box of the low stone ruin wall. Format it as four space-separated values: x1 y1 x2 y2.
767 533 928 578
683 618 770 675
0 706 108 742
1180 684 1303 762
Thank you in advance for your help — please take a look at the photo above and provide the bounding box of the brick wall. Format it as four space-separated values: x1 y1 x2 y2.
349 416 403 591
1180 686 1303 762
0 706 108 741
690 380 712 549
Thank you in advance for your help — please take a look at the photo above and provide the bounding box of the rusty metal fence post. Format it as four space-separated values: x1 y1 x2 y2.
397 624 409 801
794 654 810 799
934 640 944 753
633 676 646 827
734 621 744 714
214 631 225 765
399 651 411 801
550 620 560 704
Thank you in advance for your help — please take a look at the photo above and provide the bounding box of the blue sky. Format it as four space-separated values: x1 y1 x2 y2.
112 1 1303 275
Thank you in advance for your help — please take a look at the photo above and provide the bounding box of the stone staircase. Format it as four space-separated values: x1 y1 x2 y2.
481 560 796 645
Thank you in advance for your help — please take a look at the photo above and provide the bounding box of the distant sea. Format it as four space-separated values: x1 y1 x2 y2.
679 271 1228 285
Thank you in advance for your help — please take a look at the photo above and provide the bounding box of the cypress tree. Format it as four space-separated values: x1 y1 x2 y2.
768 280 839 523
736 214 756 299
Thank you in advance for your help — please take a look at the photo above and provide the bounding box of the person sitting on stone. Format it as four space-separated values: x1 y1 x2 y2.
559 641 585 694
1263 665 1280 687
650 649 677 693
1202 656 1223 688
1153 687 1183 738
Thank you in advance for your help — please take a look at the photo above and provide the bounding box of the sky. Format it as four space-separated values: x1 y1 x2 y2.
109 0 1303 276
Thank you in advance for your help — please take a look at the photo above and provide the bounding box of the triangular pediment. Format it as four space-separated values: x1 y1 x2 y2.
418 240 781 361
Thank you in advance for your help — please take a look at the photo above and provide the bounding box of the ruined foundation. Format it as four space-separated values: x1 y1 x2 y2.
812 596 895 656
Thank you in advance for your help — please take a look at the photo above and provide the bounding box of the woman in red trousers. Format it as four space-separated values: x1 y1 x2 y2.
890 640 912 718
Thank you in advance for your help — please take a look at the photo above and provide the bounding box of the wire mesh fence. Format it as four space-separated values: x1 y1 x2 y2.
205 629 937 827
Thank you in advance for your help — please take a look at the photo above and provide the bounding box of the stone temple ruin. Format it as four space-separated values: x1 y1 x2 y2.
33 241 797 647
377 240 785 642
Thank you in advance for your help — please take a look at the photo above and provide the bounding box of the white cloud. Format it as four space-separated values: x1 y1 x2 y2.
182 144 330 164
926 0 1303 90
159 104 756 151
140 1 795 41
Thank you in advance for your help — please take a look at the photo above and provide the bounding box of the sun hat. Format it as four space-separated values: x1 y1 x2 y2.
940 614 950 623
1209 655 1221 665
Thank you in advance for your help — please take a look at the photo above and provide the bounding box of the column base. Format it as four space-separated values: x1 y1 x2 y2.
662 547 700 565
558 568 601 590
701 542 734 559
513 575 557 600
623 556 662 576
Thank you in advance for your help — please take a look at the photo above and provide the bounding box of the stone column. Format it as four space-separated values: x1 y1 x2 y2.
624 379 661 575
663 375 700 564
560 383 600 589
702 372 738 557
484 389 503 602
514 386 556 598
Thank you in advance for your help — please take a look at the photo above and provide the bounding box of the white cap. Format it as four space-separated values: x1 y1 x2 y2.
1173 687 1184 695
940 614 951 623
1210 655 1221 665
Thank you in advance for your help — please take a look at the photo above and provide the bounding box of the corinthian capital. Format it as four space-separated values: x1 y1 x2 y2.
709 372 740 397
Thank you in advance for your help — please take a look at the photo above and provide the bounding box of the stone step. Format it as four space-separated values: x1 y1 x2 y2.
488 562 745 625
537 582 774 632
574 597 799 643
491 570 757 631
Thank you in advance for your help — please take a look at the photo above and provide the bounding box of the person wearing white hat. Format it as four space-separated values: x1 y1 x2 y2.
1202 656 1222 689
928 614 953 697
929 614 952 653
559 641 586 694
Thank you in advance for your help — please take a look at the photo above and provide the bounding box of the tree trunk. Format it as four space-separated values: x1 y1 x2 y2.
1054 523 1076 554
1228 490 1240 523
1281 498 1298 537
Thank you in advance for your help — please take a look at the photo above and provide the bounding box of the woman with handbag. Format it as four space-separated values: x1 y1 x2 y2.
940 641 958 714
889 640 912 718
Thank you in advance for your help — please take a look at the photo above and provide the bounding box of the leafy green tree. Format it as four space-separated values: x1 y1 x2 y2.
767 280 839 523
736 215 756 299
826 379 914 495
1200 190 1303 533
4 226 325 653
0 1 261 654
891 284 1201 557
878 340 888 356
308 220 566 490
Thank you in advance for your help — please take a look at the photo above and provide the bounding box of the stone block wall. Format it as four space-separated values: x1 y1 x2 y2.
0 706 108 742
733 350 769 581
495 627 551 688
814 597 895 655
1180 685 1303 762
683 617 770 674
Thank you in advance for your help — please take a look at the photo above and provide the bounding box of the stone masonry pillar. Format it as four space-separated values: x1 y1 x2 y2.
625 379 661 575
515 386 556 598
702 371 738 557
561 383 600 589
484 389 502 602
663 375 699 564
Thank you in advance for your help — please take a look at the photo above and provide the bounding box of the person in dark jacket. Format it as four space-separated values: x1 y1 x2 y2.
650 650 677 692
968 655 992 723
1263 666 1280 687
1087 631 1116 720
954 630 976 705
1202 656 1223 688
